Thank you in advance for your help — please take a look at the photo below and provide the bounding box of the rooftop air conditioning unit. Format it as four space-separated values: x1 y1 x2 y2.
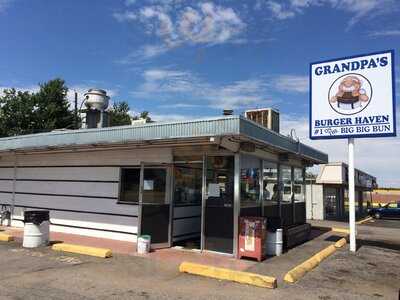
245 108 280 133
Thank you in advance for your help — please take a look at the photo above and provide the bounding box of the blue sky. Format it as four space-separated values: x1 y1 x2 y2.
0 0 399 186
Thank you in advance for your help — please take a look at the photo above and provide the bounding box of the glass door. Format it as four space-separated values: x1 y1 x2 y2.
325 187 338 219
139 165 171 249
203 156 234 254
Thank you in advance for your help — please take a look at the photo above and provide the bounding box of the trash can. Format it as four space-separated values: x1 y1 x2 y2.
266 228 283 256
23 210 50 248
137 235 151 254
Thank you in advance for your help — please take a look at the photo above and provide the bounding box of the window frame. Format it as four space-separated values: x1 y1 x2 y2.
117 167 142 205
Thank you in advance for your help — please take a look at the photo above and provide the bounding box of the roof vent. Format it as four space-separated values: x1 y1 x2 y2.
223 109 233 116
84 89 110 111
83 89 110 129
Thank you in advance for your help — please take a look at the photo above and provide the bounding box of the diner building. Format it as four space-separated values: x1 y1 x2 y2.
0 110 327 256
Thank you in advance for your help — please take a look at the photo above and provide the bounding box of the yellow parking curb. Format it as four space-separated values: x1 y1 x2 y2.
314 245 336 262
334 238 347 248
331 227 350 234
179 262 277 289
0 233 14 242
356 216 373 225
284 244 337 283
52 243 112 258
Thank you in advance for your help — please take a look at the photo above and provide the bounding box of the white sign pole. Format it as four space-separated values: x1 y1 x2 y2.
348 138 356 252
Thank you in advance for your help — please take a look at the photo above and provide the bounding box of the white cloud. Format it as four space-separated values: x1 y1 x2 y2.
281 110 400 187
273 75 309 93
133 68 273 110
159 103 202 108
266 2 295 20
114 1 246 60
0 0 12 13
125 0 136 6
264 0 397 26
133 68 203 98
113 11 137 22
116 44 169 64
210 79 271 109
139 6 177 45
150 113 204 122
178 2 246 45
368 29 400 37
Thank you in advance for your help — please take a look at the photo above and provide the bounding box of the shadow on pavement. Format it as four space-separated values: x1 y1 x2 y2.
324 235 346 243
356 239 400 252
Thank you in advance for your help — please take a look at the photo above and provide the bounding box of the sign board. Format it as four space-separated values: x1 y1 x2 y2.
310 50 396 139
143 180 154 191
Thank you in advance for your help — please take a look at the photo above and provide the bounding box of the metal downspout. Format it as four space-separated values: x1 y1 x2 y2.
10 152 17 226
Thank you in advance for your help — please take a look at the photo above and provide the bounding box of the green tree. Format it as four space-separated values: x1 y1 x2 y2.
109 101 132 127
136 111 152 123
108 102 152 127
0 78 76 137
34 78 75 130
0 89 37 137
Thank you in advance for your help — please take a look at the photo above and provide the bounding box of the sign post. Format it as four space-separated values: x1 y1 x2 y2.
310 50 396 252
348 138 356 252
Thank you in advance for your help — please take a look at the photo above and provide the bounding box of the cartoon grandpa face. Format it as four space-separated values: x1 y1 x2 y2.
329 75 369 110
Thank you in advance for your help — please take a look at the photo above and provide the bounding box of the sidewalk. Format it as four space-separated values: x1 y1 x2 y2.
0 225 256 271
307 219 349 229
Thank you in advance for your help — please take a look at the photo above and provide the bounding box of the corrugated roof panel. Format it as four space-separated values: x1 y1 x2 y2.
0 115 327 163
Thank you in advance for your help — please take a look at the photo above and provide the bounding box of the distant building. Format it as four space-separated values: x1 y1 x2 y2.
306 162 376 221
371 188 400 206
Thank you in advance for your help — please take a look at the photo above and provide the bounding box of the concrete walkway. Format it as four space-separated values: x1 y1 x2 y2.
0 226 257 271
307 219 350 229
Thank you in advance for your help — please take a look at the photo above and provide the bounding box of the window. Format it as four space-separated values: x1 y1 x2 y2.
240 155 260 209
325 187 338 218
263 161 278 205
280 165 292 203
293 168 305 202
142 168 167 204
174 164 203 206
119 168 140 204
240 167 260 208
206 156 234 207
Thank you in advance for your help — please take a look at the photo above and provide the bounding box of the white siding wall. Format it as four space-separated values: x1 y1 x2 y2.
0 147 172 242
305 183 324 220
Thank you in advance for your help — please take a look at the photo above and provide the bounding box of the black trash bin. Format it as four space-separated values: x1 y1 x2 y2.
24 210 50 225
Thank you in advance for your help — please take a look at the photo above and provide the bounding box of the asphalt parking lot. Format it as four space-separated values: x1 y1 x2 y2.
362 218 400 229
0 223 399 300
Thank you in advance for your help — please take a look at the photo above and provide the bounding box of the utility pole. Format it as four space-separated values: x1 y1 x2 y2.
74 91 78 129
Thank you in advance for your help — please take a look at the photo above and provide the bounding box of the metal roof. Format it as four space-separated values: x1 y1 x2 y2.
0 115 328 163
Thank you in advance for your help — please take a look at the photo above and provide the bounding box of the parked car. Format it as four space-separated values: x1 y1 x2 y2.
368 202 400 219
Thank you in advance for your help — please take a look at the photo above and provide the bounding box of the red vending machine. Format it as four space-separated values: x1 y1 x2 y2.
238 217 267 261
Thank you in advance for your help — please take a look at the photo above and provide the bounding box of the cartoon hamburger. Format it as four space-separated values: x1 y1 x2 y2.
330 75 369 110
